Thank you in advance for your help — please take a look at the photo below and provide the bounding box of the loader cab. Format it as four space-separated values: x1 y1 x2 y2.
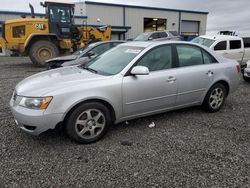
42 1 76 39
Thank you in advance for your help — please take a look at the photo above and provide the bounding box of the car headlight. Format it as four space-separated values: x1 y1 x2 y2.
19 97 53 110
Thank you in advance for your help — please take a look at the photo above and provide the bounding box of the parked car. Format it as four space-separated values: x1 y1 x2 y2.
46 41 125 69
243 60 250 82
192 35 250 66
10 41 240 143
134 30 181 41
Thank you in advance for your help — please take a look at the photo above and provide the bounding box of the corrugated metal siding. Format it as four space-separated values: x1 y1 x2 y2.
125 8 179 39
85 4 123 26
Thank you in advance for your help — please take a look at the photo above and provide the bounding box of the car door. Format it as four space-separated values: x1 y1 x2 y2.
174 44 218 106
122 45 178 117
226 40 244 62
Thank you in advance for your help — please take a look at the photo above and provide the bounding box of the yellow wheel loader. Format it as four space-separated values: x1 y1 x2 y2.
0 1 111 66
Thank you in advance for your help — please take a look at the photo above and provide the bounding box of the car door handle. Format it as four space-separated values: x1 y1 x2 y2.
239 51 244 53
167 76 177 83
206 70 214 76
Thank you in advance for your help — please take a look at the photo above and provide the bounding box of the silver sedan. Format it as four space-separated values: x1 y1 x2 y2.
10 41 241 143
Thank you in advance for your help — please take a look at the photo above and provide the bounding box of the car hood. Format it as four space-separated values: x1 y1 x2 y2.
16 66 109 96
46 55 78 63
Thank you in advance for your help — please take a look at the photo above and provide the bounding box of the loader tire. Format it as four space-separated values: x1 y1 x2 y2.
29 40 59 67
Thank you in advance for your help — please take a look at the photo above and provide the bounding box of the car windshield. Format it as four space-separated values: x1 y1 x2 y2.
134 33 150 41
80 46 144 75
73 43 97 56
192 37 215 47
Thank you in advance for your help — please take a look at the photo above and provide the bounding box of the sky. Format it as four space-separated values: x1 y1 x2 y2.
0 0 250 36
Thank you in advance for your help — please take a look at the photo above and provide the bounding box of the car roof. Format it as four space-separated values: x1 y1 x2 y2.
120 41 155 48
120 41 201 48
198 35 242 40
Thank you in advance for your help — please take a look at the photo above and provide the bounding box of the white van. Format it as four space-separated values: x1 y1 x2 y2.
192 35 250 66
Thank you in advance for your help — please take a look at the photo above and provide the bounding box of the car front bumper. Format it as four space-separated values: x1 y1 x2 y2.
10 98 64 136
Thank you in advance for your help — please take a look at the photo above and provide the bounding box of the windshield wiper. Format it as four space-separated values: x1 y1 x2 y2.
82 67 98 74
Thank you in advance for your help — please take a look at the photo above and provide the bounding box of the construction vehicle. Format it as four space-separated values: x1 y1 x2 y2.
0 1 111 66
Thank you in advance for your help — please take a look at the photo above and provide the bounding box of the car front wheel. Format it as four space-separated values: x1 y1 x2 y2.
203 83 227 112
65 102 111 144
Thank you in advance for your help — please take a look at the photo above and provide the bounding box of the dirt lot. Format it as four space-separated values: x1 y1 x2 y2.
0 57 250 187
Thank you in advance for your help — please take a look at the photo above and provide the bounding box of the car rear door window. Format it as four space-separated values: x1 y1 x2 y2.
137 45 172 71
169 31 179 36
214 41 227 51
176 45 203 67
202 50 217 64
150 33 160 40
159 32 168 38
230 40 241 49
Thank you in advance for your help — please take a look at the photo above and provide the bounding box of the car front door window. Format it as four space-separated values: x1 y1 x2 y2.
137 45 172 71
214 41 227 51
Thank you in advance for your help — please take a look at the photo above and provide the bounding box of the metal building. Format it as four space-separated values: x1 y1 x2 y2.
0 1 208 55
74 1 208 40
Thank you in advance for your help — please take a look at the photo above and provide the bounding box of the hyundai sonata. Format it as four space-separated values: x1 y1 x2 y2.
10 41 240 143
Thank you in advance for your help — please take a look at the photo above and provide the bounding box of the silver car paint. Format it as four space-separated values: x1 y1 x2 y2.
10 41 240 135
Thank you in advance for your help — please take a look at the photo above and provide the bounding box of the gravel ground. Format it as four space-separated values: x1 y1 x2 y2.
0 57 250 187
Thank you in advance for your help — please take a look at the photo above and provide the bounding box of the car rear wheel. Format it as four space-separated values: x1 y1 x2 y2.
65 102 111 144
203 83 226 112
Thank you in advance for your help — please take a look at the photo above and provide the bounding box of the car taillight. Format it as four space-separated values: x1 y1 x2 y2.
236 65 241 73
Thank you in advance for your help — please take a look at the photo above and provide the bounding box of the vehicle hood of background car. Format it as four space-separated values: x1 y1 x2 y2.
61 56 91 67
15 66 111 96
46 55 78 63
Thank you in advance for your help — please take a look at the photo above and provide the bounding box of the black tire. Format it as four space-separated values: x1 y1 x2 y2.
243 75 250 82
29 40 59 67
203 83 227 113
65 102 111 144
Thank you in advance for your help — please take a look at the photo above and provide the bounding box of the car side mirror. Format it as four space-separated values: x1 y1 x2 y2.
148 37 153 41
87 51 96 58
130 66 149 76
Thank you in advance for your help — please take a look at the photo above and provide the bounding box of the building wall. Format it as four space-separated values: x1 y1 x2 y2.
125 8 179 39
85 4 123 26
0 3 208 42
0 14 43 21
0 13 85 25
83 3 207 40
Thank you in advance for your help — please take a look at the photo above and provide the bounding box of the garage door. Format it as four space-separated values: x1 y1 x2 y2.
181 21 199 34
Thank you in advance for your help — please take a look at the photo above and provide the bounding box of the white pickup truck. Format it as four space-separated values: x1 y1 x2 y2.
192 35 250 66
